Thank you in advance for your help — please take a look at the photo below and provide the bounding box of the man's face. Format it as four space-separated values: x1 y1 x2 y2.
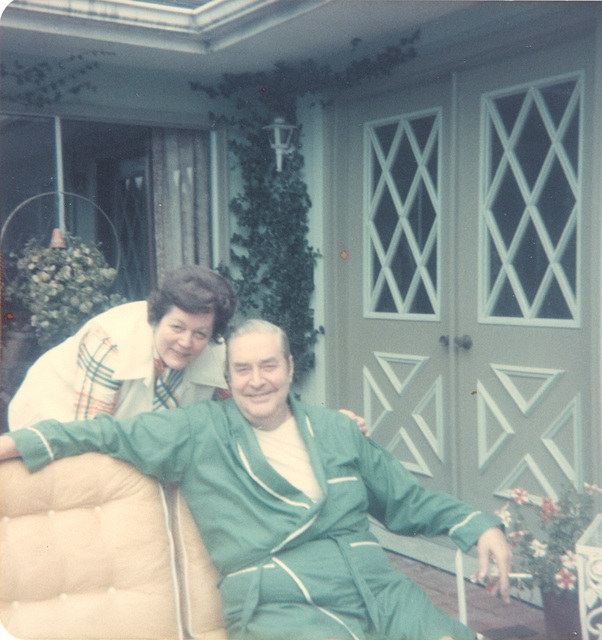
228 330 294 431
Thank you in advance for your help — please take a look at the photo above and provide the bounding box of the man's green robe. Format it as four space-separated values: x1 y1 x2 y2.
11 397 501 640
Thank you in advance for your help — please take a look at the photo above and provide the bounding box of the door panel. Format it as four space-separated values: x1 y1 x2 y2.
338 78 455 496
331 34 595 519
454 43 593 510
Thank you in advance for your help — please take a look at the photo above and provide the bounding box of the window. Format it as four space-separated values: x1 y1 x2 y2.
480 74 582 326
0 115 154 300
364 109 441 319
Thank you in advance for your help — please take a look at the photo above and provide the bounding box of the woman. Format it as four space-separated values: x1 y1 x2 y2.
8 265 237 430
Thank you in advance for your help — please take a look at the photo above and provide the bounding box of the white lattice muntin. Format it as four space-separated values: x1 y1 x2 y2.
490 363 564 417
479 72 583 327
494 453 558 502
362 365 392 436
541 394 583 487
412 375 444 462
363 352 436 476
386 426 433 478
476 380 515 471
577 513 602 640
373 351 428 396
364 108 441 319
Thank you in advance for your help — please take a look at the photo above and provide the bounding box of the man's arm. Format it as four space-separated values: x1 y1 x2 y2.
350 430 512 596
3 405 203 482
0 434 20 461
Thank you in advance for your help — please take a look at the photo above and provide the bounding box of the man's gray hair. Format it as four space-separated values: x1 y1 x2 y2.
226 319 291 368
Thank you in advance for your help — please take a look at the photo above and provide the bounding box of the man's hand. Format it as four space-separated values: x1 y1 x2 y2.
477 526 513 602
0 435 20 462
338 409 369 436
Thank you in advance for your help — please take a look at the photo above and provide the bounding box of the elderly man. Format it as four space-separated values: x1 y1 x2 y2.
0 319 511 640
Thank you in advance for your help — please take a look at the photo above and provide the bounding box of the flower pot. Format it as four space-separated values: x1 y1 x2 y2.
542 589 581 640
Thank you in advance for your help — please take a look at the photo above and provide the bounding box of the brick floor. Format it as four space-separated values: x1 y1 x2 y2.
385 552 548 640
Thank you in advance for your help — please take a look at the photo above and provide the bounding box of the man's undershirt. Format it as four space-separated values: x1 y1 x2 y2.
254 415 323 502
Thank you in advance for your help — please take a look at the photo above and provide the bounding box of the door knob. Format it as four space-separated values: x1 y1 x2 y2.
439 335 449 347
454 335 473 350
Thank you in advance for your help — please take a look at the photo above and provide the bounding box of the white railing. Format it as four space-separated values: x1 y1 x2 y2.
577 513 602 640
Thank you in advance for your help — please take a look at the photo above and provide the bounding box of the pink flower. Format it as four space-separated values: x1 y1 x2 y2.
513 488 530 504
555 567 577 590
539 496 560 524
484 575 500 595
585 483 602 495
540 496 559 514
470 570 501 594
530 539 548 558
561 551 577 570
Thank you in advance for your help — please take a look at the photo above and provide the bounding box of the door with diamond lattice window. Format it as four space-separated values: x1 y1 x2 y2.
328 36 596 519
454 55 593 510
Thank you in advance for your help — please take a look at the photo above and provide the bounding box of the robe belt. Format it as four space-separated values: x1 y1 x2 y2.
327 534 382 631
240 561 264 632
221 536 382 634
219 560 273 632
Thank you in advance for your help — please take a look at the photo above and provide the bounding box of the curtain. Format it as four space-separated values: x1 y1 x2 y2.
151 128 212 280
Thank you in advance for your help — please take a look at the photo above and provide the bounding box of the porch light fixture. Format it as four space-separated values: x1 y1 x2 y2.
263 117 297 172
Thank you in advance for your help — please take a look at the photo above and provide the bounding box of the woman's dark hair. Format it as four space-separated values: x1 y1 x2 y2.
147 265 237 343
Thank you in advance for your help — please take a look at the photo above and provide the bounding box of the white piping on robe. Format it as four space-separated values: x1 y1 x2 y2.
305 415 315 437
449 511 482 537
270 514 318 554
272 557 361 640
328 476 359 484
25 426 55 460
238 444 310 509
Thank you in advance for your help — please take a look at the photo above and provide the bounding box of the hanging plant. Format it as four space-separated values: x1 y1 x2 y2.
191 31 419 383
2 232 126 349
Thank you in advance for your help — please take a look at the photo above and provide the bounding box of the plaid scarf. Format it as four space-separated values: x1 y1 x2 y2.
153 355 184 410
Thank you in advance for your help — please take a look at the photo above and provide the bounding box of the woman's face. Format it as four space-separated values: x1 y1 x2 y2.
153 306 215 370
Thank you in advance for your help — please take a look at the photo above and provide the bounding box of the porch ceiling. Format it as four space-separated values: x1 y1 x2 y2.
0 0 472 81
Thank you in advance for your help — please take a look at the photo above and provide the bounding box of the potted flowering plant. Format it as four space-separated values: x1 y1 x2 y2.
494 483 601 639
2 231 126 350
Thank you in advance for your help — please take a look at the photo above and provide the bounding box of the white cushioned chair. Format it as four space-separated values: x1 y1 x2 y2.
0 453 226 639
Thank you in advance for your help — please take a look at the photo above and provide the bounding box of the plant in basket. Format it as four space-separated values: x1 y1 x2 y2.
2 231 126 350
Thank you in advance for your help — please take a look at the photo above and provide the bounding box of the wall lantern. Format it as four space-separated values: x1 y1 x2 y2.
263 117 297 172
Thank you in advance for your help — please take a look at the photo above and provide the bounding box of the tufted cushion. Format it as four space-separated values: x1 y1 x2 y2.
0 453 225 639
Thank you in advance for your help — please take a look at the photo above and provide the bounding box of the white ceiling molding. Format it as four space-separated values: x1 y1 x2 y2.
1 0 334 52
2 1 592 80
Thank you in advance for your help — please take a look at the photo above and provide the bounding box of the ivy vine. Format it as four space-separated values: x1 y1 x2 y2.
0 51 114 108
192 31 420 384
222 122 320 381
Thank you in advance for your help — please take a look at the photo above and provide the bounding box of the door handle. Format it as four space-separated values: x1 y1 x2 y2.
454 335 473 350
439 335 449 347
